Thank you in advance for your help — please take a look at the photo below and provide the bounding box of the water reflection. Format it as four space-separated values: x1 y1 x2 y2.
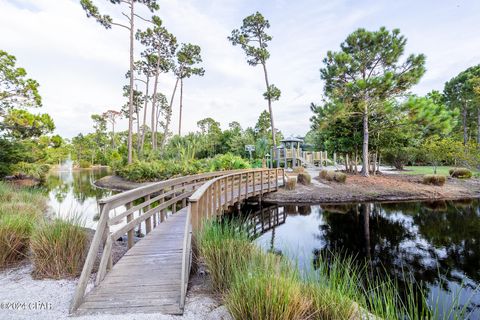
241 200 480 318
45 168 113 229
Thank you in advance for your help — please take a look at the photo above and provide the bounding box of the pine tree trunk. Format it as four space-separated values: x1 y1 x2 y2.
151 52 162 151
140 76 150 153
361 104 370 177
127 1 135 164
462 101 468 146
160 77 179 151
477 107 480 146
261 62 277 149
178 77 183 136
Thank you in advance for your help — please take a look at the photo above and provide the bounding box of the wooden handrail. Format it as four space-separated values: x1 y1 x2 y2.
180 168 285 308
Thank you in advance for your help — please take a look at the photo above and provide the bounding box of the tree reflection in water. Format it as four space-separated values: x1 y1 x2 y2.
244 200 480 317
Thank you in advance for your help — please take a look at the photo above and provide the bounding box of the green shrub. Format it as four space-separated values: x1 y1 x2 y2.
0 213 35 267
423 174 446 186
449 168 472 179
11 162 50 181
297 172 311 185
285 177 297 190
211 153 251 171
30 219 88 278
78 160 91 168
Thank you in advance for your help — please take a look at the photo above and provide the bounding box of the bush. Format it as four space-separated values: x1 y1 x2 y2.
78 160 91 169
297 172 311 185
292 166 304 174
423 174 446 186
30 219 88 278
285 177 297 190
0 213 35 267
211 153 251 171
320 170 347 183
449 168 472 179
10 162 50 181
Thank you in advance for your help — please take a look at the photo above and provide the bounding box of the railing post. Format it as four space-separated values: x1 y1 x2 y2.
159 189 165 222
172 185 177 215
223 177 228 210
207 186 212 218
260 170 264 196
190 200 199 232
145 195 152 234
182 182 187 207
69 203 111 313
126 202 134 249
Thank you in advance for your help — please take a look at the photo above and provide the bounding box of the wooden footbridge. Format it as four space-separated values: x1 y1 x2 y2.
70 168 285 316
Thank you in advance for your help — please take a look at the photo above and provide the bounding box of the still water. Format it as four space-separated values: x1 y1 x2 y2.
45 168 113 229
242 200 480 318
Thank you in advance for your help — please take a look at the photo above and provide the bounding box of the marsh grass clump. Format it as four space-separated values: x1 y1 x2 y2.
297 172 311 185
423 174 446 186
0 213 35 267
285 177 297 190
449 168 472 179
292 166 305 174
320 170 347 183
196 220 253 293
30 218 88 279
227 258 313 320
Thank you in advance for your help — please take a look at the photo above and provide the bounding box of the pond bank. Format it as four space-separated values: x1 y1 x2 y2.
263 173 480 203
94 175 150 191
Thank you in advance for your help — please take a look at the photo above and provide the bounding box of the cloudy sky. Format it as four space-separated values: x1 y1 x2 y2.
1 0 479 138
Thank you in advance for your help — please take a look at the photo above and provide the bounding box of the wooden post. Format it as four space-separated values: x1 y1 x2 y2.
172 185 177 215
190 201 199 233
224 177 228 209
159 189 165 222
260 170 264 196
126 202 133 249
182 182 187 207
238 173 242 202
245 172 248 199
230 176 234 206
207 186 213 218
145 195 151 234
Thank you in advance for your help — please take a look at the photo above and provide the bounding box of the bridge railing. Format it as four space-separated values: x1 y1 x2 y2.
180 168 285 307
69 170 243 313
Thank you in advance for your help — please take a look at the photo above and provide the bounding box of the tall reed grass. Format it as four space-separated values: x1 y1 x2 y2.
0 213 35 266
30 217 88 279
197 220 476 320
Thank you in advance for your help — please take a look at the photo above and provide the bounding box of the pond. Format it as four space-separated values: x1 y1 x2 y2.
44 167 113 229
241 200 480 319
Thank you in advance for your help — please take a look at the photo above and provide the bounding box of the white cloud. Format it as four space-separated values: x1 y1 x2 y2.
1 0 480 138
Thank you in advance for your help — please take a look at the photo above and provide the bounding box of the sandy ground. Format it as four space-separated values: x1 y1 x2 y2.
265 169 480 203
0 264 231 320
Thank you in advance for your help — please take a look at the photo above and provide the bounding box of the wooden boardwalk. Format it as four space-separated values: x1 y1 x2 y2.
74 208 187 316
70 169 286 316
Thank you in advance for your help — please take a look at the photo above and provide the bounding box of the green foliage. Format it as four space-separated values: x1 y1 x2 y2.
0 213 35 266
2 109 55 139
30 218 88 278
449 168 472 179
0 50 41 111
383 147 417 170
423 174 446 186
11 162 50 181
210 153 251 171
421 136 464 173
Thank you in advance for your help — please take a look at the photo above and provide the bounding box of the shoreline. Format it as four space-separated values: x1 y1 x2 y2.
263 173 480 204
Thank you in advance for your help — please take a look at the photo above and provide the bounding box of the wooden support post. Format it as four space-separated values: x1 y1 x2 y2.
238 174 242 202
159 189 165 222
190 201 199 233
230 176 234 206
182 182 187 207
126 202 133 249
260 170 264 196
207 186 213 218
224 177 228 210
172 186 177 215
245 172 248 199
145 195 152 234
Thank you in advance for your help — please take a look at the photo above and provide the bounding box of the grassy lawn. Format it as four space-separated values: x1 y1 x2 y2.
403 166 478 175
